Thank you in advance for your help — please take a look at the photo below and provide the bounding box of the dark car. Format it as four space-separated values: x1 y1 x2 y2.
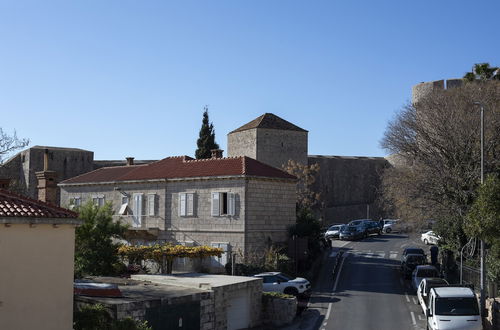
401 247 426 260
362 221 382 237
339 226 364 240
401 254 427 279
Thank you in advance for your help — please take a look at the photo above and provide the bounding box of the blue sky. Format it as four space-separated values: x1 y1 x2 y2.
1 0 499 160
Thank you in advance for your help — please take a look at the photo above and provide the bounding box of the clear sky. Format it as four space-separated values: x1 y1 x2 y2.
1 0 498 161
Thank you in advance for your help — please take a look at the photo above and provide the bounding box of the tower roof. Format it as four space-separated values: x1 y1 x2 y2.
229 113 308 133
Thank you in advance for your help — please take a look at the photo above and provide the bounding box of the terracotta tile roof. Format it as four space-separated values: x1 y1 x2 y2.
230 113 308 133
0 189 78 218
60 156 296 185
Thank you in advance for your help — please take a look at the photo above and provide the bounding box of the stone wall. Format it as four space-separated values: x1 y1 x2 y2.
412 79 464 104
308 155 390 224
245 178 296 255
227 129 257 160
261 295 297 327
0 146 94 201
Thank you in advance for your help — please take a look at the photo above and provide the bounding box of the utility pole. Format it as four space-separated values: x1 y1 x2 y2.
474 101 487 316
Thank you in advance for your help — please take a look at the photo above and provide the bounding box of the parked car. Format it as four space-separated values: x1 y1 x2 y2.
401 247 426 260
382 219 398 233
253 272 311 296
362 221 382 237
421 231 440 245
324 224 346 239
348 219 371 227
417 278 449 314
411 265 440 290
425 286 481 330
401 254 427 279
339 225 364 240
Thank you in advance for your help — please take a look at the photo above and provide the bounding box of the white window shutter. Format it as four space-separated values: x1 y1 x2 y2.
228 193 235 216
211 192 220 216
187 193 194 216
148 194 156 216
133 194 143 227
179 193 186 216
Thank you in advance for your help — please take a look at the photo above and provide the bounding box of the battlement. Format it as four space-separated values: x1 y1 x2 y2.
412 78 464 104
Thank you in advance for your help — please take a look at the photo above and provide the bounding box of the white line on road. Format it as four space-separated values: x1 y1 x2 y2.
333 255 346 292
405 293 410 303
390 251 398 259
412 297 418 305
410 311 416 325
418 315 424 321
325 302 332 320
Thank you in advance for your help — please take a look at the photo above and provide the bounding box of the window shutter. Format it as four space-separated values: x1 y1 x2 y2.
211 192 220 216
228 193 235 216
133 194 143 227
187 193 194 216
148 194 156 216
179 193 186 216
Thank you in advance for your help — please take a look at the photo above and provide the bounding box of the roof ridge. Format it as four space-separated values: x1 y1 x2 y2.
0 189 78 217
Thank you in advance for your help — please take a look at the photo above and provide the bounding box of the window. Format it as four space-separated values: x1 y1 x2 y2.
211 192 235 216
69 197 81 209
178 193 194 217
132 193 143 227
92 195 105 207
118 196 129 215
148 193 157 216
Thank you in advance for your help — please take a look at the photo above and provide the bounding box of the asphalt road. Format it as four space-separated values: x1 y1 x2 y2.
307 233 431 330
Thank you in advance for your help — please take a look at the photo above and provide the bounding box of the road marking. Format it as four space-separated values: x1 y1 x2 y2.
323 322 327 326
390 251 398 259
410 311 416 325
333 255 346 292
413 297 418 305
418 314 424 321
376 251 386 258
325 302 332 320
405 292 410 303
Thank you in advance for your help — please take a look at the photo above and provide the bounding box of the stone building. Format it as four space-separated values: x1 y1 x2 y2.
0 189 80 330
227 113 390 224
59 152 296 271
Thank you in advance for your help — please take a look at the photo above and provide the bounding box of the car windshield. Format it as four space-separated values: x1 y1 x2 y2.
278 273 293 281
406 248 424 255
416 268 439 277
435 297 479 316
329 226 340 231
407 255 426 263
350 220 362 226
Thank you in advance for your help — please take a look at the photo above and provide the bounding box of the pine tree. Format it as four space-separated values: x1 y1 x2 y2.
195 106 219 159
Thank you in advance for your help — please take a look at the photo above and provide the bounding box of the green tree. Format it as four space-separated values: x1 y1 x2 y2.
464 174 500 282
195 106 219 159
464 63 500 82
75 202 128 277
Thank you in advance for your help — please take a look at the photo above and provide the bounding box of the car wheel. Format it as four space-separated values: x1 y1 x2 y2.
386 228 392 233
284 287 299 296
424 239 428 245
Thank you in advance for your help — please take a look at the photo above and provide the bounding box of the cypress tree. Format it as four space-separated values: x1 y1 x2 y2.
195 107 219 159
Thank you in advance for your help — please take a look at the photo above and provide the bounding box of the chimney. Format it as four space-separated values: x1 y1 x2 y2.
126 157 134 166
35 149 58 205
211 149 223 159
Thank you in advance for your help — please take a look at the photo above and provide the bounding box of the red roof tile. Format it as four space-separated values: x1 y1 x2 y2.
0 189 78 218
60 156 296 185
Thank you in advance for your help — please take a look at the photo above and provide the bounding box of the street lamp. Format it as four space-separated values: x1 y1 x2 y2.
473 101 486 316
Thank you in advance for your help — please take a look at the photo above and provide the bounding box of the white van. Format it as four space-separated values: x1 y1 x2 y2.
426 286 482 330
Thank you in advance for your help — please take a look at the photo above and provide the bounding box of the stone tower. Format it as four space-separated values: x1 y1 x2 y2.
227 113 308 169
